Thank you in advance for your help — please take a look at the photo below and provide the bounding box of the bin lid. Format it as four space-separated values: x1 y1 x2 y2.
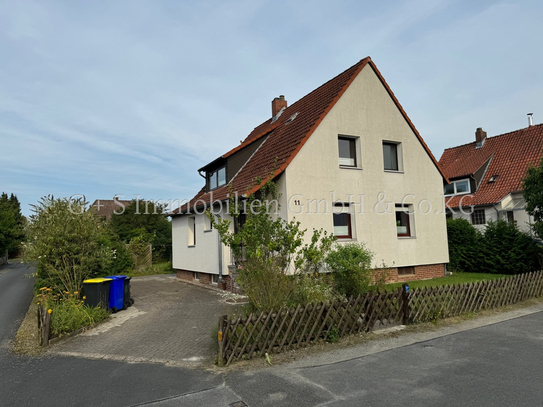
83 278 112 283
104 275 127 280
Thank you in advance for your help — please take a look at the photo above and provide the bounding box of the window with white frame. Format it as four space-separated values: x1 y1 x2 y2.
444 179 470 196
471 209 486 225
333 203 353 239
395 204 414 237
338 136 359 168
211 274 219 285
188 217 196 246
383 141 402 172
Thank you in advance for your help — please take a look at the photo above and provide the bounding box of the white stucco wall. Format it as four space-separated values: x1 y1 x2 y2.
281 64 449 268
172 212 223 274
451 205 498 232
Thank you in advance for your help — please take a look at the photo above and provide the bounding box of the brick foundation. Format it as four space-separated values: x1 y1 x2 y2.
374 263 446 284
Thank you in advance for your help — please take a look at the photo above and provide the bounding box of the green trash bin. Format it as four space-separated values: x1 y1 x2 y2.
83 278 112 309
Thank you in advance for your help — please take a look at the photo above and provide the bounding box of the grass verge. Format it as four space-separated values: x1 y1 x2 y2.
13 301 44 356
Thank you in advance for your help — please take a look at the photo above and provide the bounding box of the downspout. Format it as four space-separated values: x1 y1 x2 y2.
218 230 223 286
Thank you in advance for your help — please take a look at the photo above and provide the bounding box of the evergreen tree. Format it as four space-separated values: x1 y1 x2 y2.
0 192 24 257
523 155 543 238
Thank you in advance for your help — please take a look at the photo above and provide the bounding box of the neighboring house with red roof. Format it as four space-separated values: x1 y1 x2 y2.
91 198 133 220
171 57 449 290
439 123 543 233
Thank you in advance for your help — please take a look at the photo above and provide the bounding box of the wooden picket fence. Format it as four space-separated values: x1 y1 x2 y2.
217 270 543 366
408 271 543 322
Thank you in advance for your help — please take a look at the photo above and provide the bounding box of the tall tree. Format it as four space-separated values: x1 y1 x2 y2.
523 155 543 238
0 192 24 257
109 200 172 261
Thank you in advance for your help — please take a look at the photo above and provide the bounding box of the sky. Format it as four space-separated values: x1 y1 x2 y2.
1 0 542 216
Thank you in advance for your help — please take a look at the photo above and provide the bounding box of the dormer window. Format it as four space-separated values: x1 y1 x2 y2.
209 166 226 190
444 179 470 196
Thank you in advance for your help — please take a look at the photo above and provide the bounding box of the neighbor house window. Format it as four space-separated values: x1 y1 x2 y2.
209 166 226 190
471 209 486 225
188 217 196 246
194 272 200 281
333 203 353 239
338 136 357 167
395 204 413 237
211 274 219 285
507 211 515 224
398 266 415 276
383 141 401 171
444 179 470 196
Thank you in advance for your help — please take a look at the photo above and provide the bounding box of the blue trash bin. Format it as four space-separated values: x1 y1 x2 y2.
104 275 127 313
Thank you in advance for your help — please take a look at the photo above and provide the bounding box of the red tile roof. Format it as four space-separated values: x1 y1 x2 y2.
91 199 133 220
439 124 543 208
173 57 445 215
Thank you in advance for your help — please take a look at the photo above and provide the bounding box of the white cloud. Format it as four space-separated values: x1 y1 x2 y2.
1 0 542 215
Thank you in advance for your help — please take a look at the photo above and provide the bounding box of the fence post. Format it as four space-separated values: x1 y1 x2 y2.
401 283 410 325
38 304 51 346
217 315 226 367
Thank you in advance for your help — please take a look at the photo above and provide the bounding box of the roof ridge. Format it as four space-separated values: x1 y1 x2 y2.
444 122 543 151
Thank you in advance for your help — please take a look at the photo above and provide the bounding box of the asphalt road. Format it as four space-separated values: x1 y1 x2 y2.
0 261 35 351
149 310 543 407
0 262 223 406
2 261 543 406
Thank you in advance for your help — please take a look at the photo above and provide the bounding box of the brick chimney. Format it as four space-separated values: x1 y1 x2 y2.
475 127 487 148
271 95 287 117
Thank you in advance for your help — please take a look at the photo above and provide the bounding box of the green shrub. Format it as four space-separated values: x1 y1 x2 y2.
326 243 373 297
37 288 109 337
237 257 296 312
446 218 482 272
292 273 335 305
479 220 542 274
447 218 542 275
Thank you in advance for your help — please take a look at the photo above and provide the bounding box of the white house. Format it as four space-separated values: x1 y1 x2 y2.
171 57 450 290
439 123 543 235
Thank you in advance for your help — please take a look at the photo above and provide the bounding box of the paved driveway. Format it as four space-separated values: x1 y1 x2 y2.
50 275 241 367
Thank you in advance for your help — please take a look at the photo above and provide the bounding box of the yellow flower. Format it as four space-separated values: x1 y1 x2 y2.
47 309 52 314
74 291 79 295
40 287 47 291
83 296 86 300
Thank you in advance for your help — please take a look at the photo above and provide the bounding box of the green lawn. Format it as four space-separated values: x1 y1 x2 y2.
125 261 173 277
383 272 508 291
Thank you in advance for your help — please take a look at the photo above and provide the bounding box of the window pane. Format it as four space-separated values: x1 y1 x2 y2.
333 213 351 237
444 184 455 195
383 143 398 171
396 210 410 236
218 167 226 186
455 180 469 193
338 138 356 166
471 209 486 225
209 171 217 189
